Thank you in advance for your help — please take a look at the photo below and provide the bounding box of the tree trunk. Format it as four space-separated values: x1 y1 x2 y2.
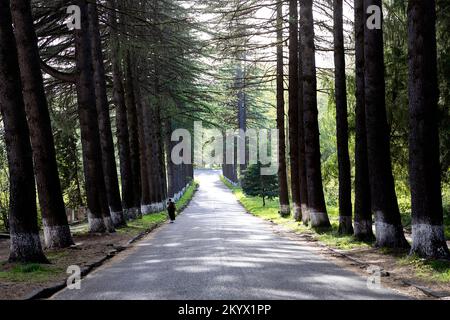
10 0 73 248
300 0 331 228
333 0 353 235
289 0 302 222
0 0 47 263
143 103 158 208
124 52 142 218
276 0 291 217
353 0 374 241
133 66 152 213
407 0 449 258
237 61 247 175
88 1 125 227
166 120 175 200
74 0 113 233
364 0 408 248
108 0 135 220
157 106 168 204
298 20 309 225
150 104 164 207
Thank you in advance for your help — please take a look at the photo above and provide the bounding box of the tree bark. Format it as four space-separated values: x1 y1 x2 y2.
166 120 176 200
237 61 247 175
156 106 168 203
149 103 165 207
124 52 142 218
289 0 302 222
10 0 74 248
298 19 309 225
133 67 152 213
108 0 135 220
276 0 291 217
0 0 47 263
354 0 374 241
142 102 158 208
364 0 408 248
74 0 113 233
407 0 450 258
300 0 331 228
333 0 353 235
88 1 125 227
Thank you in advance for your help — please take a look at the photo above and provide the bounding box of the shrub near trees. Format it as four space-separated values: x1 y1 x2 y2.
220 0 449 260
242 163 279 207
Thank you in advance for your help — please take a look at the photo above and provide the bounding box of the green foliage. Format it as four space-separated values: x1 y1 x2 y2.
205 60 274 131
318 86 339 208
221 175 238 190
49 93 86 209
176 181 199 211
241 163 278 206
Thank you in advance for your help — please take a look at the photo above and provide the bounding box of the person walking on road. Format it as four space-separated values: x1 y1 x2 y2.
167 199 176 223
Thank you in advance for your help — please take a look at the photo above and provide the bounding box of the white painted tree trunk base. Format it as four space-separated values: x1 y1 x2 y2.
103 216 115 232
310 211 330 228
223 176 238 187
293 203 302 221
111 210 126 227
9 232 47 263
410 223 450 259
375 220 409 248
141 204 152 215
279 205 291 217
354 219 374 240
42 222 73 248
123 207 140 221
88 215 106 233
301 204 310 225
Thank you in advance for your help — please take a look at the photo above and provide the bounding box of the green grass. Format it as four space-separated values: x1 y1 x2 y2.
398 255 450 283
118 180 199 235
44 250 69 261
177 180 198 211
443 204 450 240
220 176 372 250
0 262 63 283
118 212 168 235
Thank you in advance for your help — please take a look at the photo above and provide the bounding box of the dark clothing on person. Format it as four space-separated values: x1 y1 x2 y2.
167 201 176 221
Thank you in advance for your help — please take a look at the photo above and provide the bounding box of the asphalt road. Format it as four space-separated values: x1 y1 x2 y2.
54 169 403 300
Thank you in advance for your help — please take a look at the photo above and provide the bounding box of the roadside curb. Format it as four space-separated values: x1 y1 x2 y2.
401 280 450 298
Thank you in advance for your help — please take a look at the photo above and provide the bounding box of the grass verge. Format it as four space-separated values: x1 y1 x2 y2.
0 262 63 283
398 255 450 283
118 180 199 236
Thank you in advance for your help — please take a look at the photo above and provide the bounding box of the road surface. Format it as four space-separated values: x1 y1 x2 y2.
54 170 403 300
